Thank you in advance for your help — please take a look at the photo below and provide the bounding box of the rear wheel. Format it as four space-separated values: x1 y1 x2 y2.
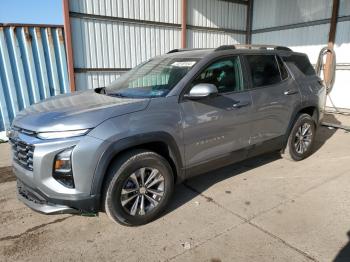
282 113 316 161
103 150 174 226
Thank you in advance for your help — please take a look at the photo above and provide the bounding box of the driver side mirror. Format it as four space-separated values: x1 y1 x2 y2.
184 83 218 100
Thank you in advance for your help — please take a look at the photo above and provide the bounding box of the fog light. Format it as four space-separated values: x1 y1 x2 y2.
53 148 75 188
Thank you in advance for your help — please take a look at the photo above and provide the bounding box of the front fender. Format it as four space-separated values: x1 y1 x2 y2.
90 132 184 198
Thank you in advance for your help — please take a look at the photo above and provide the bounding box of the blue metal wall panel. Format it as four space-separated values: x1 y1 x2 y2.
0 25 69 131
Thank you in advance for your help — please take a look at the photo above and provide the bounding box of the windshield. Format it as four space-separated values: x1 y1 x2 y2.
106 57 199 98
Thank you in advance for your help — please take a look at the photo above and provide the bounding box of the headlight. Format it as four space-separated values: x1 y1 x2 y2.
53 148 75 188
37 129 89 140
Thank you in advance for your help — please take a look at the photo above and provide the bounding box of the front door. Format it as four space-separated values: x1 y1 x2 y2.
180 56 254 172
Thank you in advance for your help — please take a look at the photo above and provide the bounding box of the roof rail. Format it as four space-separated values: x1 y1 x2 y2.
167 48 207 54
214 44 292 52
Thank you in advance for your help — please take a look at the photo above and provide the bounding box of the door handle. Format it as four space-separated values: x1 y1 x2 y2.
284 89 299 95
232 101 251 109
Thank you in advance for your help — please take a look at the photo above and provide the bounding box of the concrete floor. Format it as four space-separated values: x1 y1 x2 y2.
0 118 350 261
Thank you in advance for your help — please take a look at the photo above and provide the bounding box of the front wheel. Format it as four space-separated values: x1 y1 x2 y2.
282 113 316 161
103 150 174 226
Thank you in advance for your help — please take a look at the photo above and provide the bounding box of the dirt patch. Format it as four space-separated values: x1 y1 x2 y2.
1 229 47 259
0 210 17 225
0 167 15 183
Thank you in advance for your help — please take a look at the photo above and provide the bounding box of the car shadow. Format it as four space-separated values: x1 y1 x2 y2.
313 113 341 153
165 152 281 216
333 231 350 262
164 116 340 216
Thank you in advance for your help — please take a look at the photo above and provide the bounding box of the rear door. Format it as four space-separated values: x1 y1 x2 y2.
180 55 254 171
244 54 301 147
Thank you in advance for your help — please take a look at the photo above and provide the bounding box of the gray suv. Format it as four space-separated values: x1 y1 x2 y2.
8 45 326 226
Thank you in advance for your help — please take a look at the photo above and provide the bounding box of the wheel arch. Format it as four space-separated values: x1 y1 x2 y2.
282 104 319 150
91 132 184 202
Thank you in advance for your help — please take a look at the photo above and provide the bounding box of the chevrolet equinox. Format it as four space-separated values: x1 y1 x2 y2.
8 45 326 226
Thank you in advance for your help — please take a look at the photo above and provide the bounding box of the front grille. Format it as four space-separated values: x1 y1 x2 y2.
9 137 35 171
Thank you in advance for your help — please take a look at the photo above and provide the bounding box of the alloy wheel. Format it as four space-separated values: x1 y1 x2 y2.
120 167 165 216
294 122 313 154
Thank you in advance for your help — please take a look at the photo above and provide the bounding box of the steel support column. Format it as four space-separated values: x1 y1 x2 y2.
325 0 339 83
246 0 254 44
63 0 75 92
181 0 187 48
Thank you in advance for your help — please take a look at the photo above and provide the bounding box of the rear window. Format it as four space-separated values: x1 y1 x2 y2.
246 55 281 87
284 55 315 76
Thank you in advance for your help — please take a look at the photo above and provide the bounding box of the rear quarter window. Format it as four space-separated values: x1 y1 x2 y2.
284 55 315 76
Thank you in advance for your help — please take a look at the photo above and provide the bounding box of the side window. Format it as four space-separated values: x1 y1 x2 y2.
276 56 289 80
246 55 281 87
192 56 243 93
284 55 316 76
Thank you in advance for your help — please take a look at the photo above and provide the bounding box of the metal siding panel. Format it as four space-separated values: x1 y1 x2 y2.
8 27 31 107
42 28 61 96
71 0 181 24
75 71 124 90
21 27 42 102
32 27 51 99
252 24 329 64
253 0 333 30
187 29 245 48
0 28 19 119
0 74 10 130
0 25 69 131
339 0 350 16
72 17 181 69
53 28 70 94
187 0 247 30
71 18 84 68
334 21 350 64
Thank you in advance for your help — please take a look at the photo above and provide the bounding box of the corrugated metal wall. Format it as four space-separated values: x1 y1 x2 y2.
187 29 244 48
253 0 333 30
252 24 330 63
187 0 246 30
186 0 246 48
0 25 69 131
70 0 182 90
69 0 247 90
252 0 350 110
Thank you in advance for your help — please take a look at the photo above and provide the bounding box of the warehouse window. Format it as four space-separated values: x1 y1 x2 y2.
284 55 315 76
246 55 281 87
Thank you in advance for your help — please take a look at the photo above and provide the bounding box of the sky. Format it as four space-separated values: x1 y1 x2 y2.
0 0 63 25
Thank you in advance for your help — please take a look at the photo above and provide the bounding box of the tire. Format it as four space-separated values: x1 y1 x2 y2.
103 149 174 226
282 113 316 161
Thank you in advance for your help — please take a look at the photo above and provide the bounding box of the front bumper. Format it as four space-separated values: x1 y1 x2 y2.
16 178 99 214
10 131 108 214
17 179 78 214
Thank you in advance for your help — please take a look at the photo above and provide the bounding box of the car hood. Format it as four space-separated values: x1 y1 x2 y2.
12 90 150 132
